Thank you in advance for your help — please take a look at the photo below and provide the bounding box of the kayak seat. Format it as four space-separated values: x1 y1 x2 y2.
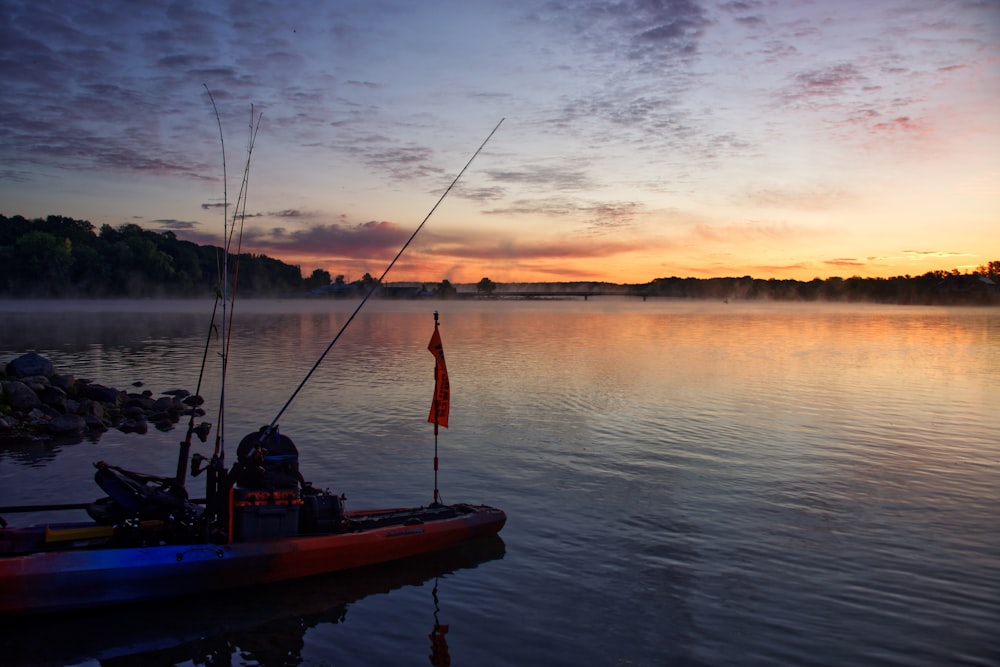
90 461 187 522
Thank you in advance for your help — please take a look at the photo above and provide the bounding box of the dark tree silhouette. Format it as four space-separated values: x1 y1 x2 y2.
1 214 996 303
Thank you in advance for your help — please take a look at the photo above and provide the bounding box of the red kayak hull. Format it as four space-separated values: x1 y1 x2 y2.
0 503 505 617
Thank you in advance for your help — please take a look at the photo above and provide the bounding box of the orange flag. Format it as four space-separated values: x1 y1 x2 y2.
427 326 450 428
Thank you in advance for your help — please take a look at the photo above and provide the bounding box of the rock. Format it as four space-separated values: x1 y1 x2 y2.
75 398 104 420
37 404 60 419
5 352 54 378
123 405 146 419
154 418 175 432
2 380 42 411
50 374 76 393
40 385 68 412
152 396 182 414
125 394 155 411
18 375 49 394
83 383 121 404
2 352 201 441
119 417 148 434
83 414 107 431
48 414 87 436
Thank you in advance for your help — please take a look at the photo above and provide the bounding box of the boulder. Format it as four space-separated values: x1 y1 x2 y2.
123 405 147 419
2 352 200 441
83 383 122 404
50 373 76 392
4 352 54 378
18 375 49 394
154 418 175 431
2 380 41 411
83 414 107 431
118 417 148 434
125 394 155 411
40 385 68 412
48 414 87 436
75 398 104 420
153 395 182 414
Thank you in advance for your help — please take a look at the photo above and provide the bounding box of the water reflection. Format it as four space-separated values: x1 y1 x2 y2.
428 580 450 667
3 299 998 665
0 437 76 467
0 535 504 667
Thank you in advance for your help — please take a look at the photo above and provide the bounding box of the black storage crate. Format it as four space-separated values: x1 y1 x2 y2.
232 488 301 540
300 491 344 533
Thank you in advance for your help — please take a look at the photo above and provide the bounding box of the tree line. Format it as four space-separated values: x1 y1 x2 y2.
0 214 331 297
640 270 999 304
1 214 997 303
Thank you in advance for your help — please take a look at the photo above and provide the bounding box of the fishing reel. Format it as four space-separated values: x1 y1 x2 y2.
190 453 207 477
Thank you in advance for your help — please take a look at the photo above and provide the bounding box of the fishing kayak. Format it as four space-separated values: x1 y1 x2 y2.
0 501 505 617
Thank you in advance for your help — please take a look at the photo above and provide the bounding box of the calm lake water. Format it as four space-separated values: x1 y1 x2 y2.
1 298 998 667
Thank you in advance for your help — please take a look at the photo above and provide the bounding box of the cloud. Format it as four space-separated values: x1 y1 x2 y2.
246 220 412 259
482 198 641 234
2 0 996 284
902 250 971 258
824 258 864 267
786 63 868 102
321 136 449 184
871 116 928 135
719 0 765 12
346 80 384 89
486 165 592 191
455 185 507 202
362 146 445 182
556 0 711 61
445 233 674 263
757 40 801 63
744 262 808 275
743 186 855 211
583 201 642 233
690 221 806 244
0 168 32 183
153 219 200 231
0 1 345 181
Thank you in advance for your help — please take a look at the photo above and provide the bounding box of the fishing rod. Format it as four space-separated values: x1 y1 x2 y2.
207 97 262 527
174 295 219 486
181 88 260 523
264 118 504 434
215 106 263 457
175 85 233 489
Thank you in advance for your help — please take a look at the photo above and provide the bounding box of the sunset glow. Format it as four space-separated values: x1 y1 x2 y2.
1 1 997 284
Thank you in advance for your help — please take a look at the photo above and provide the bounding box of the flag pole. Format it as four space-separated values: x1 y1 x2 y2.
427 309 450 505
432 310 440 506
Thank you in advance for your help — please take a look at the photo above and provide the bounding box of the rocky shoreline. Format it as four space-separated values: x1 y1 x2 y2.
1 352 210 442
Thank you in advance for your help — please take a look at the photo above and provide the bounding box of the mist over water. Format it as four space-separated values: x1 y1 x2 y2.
1 299 998 666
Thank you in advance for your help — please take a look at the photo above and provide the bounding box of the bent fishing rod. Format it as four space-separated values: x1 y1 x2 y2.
262 118 504 436
177 89 261 487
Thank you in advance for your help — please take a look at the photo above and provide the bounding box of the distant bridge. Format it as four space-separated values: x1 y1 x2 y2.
458 289 660 301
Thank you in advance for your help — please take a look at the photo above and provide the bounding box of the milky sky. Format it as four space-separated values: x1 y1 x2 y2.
2 0 998 284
